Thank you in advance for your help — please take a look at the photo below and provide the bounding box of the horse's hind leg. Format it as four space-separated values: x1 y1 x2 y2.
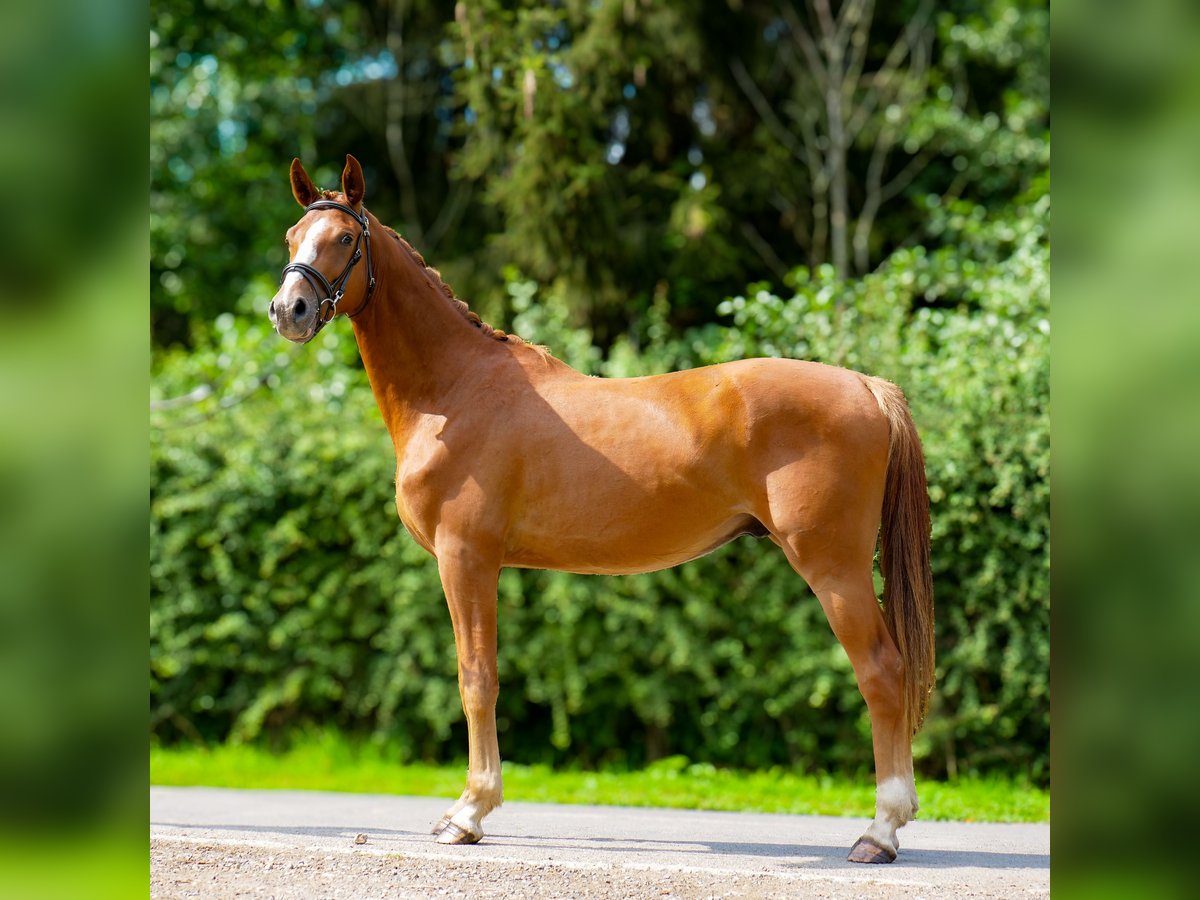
777 542 917 862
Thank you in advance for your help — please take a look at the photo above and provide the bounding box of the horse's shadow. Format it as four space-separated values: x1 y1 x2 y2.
152 821 1048 871
479 833 1048 871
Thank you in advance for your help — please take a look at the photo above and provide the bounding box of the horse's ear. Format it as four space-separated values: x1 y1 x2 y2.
290 158 320 208
342 154 366 208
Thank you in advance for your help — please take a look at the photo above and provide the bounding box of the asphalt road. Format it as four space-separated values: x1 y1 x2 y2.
150 786 1049 898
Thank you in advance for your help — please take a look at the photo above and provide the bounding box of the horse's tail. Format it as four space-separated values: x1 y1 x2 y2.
863 376 936 735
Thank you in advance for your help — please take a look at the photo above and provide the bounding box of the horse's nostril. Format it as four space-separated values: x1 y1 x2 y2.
294 299 307 317
269 300 276 318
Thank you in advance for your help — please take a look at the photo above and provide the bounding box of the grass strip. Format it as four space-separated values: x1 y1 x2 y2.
150 733 1048 824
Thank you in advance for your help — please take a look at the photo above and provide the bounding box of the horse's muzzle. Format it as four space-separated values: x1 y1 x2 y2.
269 289 319 343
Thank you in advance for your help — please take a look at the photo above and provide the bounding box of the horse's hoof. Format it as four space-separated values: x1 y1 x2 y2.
430 815 452 835
847 837 897 864
435 821 481 845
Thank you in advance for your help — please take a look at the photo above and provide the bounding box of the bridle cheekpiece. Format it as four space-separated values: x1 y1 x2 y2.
279 200 376 342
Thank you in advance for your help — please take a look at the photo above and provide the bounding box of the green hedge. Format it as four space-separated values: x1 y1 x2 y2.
150 197 1048 783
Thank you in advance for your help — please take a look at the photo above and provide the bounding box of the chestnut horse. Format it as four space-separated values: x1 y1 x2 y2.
270 155 934 864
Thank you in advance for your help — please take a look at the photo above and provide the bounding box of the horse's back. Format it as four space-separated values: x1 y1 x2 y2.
560 356 889 472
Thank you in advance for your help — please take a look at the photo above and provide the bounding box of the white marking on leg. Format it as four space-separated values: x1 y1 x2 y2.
439 769 503 842
862 776 917 854
433 789 471 832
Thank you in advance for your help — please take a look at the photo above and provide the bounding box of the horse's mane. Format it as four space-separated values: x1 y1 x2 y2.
384 226 514 343
321 191 554 359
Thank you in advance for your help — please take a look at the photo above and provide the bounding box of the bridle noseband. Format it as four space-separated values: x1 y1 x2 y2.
279 200 376 342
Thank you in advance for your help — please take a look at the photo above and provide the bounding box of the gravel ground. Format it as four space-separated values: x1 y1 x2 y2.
151 838 915 900
151 787 1049 899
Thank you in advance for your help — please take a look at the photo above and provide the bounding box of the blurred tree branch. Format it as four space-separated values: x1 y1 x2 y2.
733 0 937 279
384 0 426 246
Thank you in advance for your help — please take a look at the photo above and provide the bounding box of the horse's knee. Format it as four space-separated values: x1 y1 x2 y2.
458 666 499 712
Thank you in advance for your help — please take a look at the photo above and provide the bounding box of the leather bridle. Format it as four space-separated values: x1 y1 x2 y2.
279 200 376 342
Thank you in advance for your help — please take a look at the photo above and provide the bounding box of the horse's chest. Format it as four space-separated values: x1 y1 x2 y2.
393 492 435 555
394 483 439 556
393 436 456 552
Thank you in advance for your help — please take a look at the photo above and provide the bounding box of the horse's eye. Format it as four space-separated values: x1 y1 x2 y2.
341 234 353 245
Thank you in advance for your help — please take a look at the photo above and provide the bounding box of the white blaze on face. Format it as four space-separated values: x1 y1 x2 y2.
282 218 340 293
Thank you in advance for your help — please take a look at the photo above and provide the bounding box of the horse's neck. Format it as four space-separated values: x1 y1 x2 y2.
350 229 494 437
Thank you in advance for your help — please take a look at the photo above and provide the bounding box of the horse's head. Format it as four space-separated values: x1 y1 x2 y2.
269 155 376 343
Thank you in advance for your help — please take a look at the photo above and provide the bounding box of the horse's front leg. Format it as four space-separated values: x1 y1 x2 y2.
430 538 502 845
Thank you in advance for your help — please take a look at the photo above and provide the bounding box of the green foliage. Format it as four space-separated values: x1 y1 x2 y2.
150 1 1049 350
150 197 1048 784
449 0 1049 338
151 318 454 757
452 0 745 339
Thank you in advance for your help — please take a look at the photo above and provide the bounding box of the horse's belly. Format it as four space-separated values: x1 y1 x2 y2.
500 404 760 573
502 509 768 575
